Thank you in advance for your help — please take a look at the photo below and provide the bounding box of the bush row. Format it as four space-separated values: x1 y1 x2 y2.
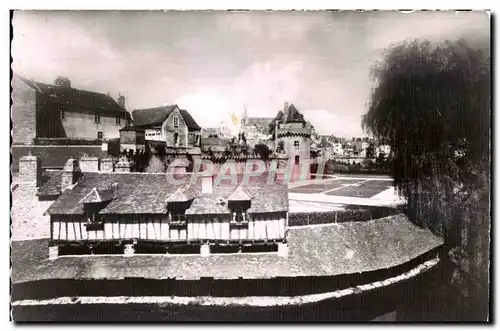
288 209 372 226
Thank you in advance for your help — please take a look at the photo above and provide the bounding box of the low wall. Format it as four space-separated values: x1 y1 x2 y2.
11 248 440 301
288 206 403 227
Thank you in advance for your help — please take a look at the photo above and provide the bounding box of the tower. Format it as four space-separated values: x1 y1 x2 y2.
273 102 312 180
241 104 248 128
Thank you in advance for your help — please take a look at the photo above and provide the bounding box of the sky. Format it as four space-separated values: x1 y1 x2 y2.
12 10 490 137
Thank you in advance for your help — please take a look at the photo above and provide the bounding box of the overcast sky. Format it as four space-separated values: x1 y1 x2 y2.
12 10 489 137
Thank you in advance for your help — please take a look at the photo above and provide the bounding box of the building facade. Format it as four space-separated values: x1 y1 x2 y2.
132 105 202 149
119 125 146 153
11 75 131 144
38 158 289 257
239 107 274 147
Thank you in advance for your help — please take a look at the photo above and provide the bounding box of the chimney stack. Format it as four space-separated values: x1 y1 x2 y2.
79 156 99 172
115 157 131 173
18 153 42 186
201 175 213 194
61 159 82 190
118 94 126 109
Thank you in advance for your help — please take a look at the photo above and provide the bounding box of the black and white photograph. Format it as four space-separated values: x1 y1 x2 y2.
9 9 491 322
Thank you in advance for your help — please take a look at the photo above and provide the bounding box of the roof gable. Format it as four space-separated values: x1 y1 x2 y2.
228 184 253 201
132 105 201 131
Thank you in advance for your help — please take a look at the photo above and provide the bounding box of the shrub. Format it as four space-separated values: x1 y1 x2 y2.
288 209 372 226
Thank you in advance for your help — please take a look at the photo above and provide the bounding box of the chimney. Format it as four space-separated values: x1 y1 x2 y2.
79 156 99 172
117 94 126 109
115 157 131 173
18 153 42 186
100 158 114 172
61 159 82 190
202 175 213 194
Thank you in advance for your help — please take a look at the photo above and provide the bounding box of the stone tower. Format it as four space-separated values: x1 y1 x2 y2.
274 102 312 180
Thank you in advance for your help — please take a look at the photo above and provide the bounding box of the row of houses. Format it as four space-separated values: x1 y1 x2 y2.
314 135 391 160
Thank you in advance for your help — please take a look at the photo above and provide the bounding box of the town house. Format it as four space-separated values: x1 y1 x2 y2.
36 158 289 258
11 75 131 144
131 105 202 149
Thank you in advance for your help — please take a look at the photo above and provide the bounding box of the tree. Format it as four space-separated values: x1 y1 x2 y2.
54 76 71 87
362 38 490 312
146 155 166 173
254 143 271 161
366 143 376 158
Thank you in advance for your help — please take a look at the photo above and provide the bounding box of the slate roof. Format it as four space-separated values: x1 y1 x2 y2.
318 138 334 148
16 75 129 118
45 172 288 216
228 184 254 201
37 170 63 197
245 117 274 129
132 105 201 131
119 124 144 132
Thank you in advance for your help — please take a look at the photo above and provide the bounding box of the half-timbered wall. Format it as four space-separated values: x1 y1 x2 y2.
51 211 287 244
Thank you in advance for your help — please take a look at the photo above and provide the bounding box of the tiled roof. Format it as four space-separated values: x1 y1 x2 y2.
246 117 274 129
45 172 288 215
132 105 201 131
318 138 334 148
119 124 144 132
16 75 129 118
37 170 62 197
166 185 200 202
228 184 254 201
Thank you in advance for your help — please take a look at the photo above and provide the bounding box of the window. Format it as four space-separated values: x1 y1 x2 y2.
294 140 300 150
94 112 101 123
171 213 186 223
173 116 179 128
173 132 179 145
116 116 121 125
295 155 300 165
169 207 187 227
97 131 103 140
233 211 246 223
84 211 104 231
60 109 65 119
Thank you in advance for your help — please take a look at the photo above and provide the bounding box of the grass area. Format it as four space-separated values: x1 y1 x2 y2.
289 179 364 194
325 180 391 198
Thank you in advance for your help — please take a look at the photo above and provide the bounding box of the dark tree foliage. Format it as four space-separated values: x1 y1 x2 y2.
254 143 272 161
366 143 376 158
362 39 490 300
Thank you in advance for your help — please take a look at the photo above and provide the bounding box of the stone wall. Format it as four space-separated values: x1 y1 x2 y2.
62 111 125 140
17 155 42 185
11 76 37 144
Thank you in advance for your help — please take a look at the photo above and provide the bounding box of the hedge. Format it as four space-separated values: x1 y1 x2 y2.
288 209 372 226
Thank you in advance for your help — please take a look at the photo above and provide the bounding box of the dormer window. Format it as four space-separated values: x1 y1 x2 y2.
166 185 197 227
79 185 117 231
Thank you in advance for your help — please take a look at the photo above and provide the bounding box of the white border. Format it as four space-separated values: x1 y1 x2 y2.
5 2 496 328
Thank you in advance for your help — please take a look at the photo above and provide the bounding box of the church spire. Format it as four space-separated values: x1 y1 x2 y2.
241 103 248 127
